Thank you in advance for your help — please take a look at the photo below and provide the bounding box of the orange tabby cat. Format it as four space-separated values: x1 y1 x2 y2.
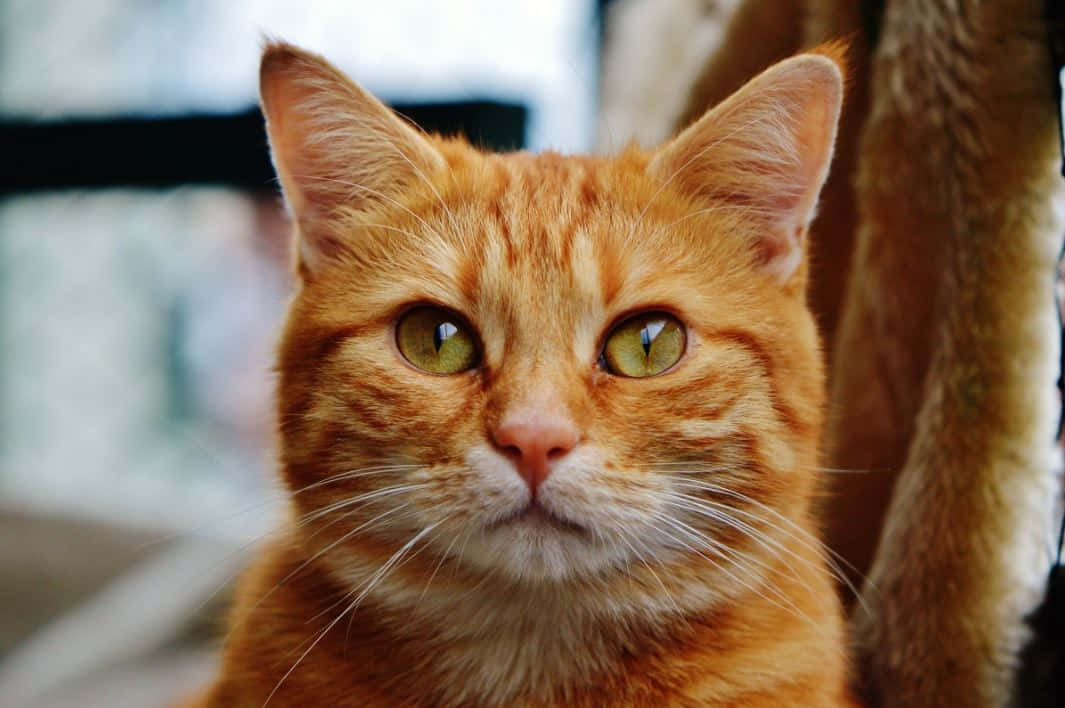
201 42 855 706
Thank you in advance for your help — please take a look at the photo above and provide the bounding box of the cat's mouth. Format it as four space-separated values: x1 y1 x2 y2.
488 503 587 535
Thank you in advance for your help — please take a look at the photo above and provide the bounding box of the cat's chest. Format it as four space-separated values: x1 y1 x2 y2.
352 595 627 704
221 541 846 707
256 569 654 706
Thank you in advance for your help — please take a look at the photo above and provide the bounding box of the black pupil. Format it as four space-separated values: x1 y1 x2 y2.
433 321 458 352
640 320 666 356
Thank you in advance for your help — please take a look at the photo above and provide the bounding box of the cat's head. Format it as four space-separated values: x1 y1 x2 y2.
262 43 843 594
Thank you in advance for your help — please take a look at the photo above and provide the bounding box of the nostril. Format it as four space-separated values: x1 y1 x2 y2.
493 425 577 461
491 415 580 494
546 445 569 460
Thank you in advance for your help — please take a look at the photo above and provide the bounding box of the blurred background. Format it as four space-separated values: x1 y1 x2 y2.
0 0 599 546
0 1 740 705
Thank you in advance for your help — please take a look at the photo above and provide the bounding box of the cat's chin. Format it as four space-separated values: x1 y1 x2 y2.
464 507 622 583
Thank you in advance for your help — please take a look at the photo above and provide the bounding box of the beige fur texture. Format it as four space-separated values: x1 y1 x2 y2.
845 1 1063 704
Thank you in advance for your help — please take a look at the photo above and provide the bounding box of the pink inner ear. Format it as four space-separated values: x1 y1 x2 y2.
258 42 447 275
760 226 805 280
649 53 843 282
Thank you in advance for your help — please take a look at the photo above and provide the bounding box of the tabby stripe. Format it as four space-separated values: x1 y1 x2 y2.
704 329 807 436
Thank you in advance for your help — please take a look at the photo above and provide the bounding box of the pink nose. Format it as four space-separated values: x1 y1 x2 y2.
493 417 579 497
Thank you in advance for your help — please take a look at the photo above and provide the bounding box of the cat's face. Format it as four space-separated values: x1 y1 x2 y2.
263 45 842 593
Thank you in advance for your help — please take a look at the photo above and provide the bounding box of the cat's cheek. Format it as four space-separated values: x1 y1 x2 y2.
537 449 634 528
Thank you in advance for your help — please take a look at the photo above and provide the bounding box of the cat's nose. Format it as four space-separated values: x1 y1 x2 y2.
492 417 579 497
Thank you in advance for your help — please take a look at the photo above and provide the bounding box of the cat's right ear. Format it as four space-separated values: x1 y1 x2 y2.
259 42 445 274
648 48 844 284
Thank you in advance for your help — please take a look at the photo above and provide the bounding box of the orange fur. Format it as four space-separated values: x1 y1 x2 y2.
202 43 856 706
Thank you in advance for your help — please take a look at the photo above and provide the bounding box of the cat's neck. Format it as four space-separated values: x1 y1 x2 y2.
217 530 848 706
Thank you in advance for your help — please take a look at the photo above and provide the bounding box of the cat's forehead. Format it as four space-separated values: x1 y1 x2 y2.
441 149 670 271
441 152 671 308
438 148 739 297
459 152 615 265
315 145 762 344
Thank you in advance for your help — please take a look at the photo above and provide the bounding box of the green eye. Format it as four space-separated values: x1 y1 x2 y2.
396 307 479 374
602 312 686 377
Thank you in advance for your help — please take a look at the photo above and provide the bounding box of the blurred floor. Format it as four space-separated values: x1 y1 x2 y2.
0 507 243 707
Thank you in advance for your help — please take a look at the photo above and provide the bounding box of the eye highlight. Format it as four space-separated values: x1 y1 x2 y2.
396 306 479 374
602 312 686 378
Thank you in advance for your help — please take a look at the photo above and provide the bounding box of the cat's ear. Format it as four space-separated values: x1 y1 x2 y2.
649 51 844 282
259 42 445 272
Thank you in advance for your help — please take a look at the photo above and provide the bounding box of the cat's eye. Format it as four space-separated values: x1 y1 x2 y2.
601 312 686 378
396 306 479 375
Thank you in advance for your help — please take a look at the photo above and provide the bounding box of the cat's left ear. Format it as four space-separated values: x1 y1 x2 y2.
649 50 844 282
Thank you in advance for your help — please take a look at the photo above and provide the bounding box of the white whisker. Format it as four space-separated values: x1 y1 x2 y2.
615 526 683 616
262 521 442 707
250 504 414 618
297 483 428 527
417 527 462 605
654 513 822 632
663 475 871 608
